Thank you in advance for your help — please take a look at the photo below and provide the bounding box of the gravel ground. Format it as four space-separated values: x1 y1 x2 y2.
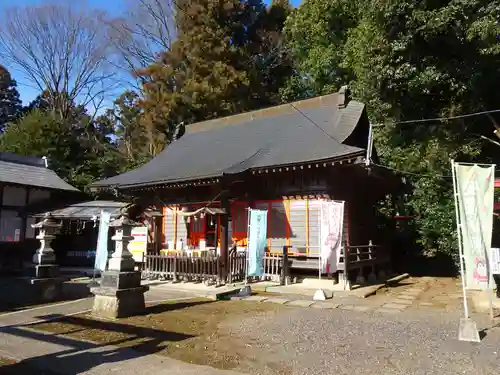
222 307 500 375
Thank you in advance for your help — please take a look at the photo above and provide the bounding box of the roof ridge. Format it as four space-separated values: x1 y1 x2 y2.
0 152 47 168
186 92 341 135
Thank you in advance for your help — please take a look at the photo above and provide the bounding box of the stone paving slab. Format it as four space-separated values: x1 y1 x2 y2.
397 294 417 300
390 299 414 306
244 296 268 302
352 305 372 312
339 305 355 310
264 298 290 305
382 303 408 310
311 302 339 309
401 289 424 296
287 300 314 308
374 307 402 314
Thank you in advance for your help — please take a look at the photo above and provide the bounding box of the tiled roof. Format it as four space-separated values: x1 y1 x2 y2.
0 153 79 191
94 90 367 189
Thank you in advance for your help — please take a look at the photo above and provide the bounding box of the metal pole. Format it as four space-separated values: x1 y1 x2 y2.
365 123 373 167
474 164 496 322
338 201 345 279
319 201 323 281
245 208 251 284
451 160 470 319
488 166 496 322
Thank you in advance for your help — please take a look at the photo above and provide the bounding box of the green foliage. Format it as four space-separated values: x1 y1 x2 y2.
96 91 157 171
0 108 120 192
284 0 500 264
137 0 293 145
282 0 360 100
0 65 22 131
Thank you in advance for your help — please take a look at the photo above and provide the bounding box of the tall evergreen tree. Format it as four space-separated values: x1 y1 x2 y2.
96 91 160 171
0 65 22 131
136 0 293 149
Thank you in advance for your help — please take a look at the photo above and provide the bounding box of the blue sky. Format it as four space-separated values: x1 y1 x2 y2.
0 0 302 107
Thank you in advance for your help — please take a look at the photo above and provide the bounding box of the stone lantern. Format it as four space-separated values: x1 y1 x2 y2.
90 213 149 319
30 213 63 301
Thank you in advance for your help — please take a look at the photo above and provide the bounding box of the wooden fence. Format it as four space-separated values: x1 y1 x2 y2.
262 253 283 282
141 249 289 284
346 243 387 269
142 252 248 284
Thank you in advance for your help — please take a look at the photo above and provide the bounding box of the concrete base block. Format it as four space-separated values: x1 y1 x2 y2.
378 270 387 282
338 273 352 291
30 277 64 302
313 289 327 301
237 285 252 297
29 264 60 279
356 275 366 285
100 270 142 290
91 286 149 319
367 272 377 284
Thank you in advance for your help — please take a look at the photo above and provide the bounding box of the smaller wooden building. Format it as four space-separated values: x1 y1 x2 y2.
94 88 401 283
0 153 79 244
37 200 162 267
0 152 80 272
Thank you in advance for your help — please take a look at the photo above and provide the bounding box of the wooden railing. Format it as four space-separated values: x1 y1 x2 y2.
143 254 222 283
142 252 247 284
228 251 246 283
142 247 291 285
262 253 282 281
346 242 386 268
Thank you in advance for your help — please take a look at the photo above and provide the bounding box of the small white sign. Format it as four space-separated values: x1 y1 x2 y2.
14 229 21 242
491 248 500 275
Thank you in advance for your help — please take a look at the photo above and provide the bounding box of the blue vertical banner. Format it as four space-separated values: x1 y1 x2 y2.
247 209 268 277
95 210 111 272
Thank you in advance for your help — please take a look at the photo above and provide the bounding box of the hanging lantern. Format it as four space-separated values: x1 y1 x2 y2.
186 216 191 223
200 212 205 219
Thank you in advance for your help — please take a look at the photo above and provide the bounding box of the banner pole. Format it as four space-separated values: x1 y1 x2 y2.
485 165 496 322
245 208 251 285
451 160 470 320
471 165 495 323
319 201 322 281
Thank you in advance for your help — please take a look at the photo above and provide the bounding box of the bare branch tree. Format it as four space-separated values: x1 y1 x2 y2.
107 0 176 85
0 2 116 119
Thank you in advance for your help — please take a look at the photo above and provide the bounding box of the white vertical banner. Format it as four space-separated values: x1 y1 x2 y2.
320 200 345 274
95 210 111 272
491 248 500 275
247 209 268 277
454 163 495 290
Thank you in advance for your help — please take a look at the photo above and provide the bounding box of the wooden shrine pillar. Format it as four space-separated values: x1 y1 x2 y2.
220 193 229 282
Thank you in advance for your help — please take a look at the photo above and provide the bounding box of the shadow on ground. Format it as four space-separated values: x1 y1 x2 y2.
0 278 92 314
0 301 202 374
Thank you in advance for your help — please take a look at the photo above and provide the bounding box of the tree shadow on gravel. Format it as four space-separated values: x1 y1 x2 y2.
0 314 195 375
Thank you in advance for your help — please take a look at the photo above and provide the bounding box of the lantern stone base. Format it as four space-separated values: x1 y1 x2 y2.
29 264 60 279
90 270 149 319
29 277 64 302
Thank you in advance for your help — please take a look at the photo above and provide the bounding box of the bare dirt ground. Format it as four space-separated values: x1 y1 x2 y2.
26 287 500 375
29 299 289 374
